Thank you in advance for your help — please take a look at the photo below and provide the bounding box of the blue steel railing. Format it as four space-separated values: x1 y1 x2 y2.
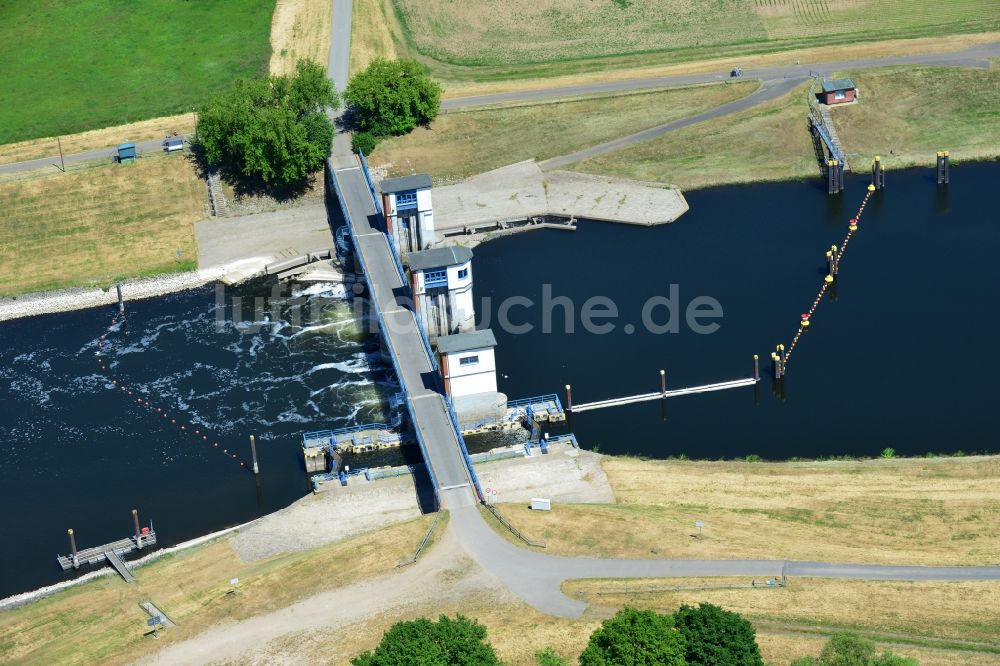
331 158 484 504
507 393 564 411
303 422 394 447
327 159 442 506
357 149 384 216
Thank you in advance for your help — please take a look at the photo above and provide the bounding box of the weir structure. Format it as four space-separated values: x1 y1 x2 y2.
326 151 482 509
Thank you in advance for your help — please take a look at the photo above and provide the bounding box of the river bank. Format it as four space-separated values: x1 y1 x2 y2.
0 257 268 323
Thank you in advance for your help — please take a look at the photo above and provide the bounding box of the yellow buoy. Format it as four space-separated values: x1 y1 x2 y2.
825 275 834 283
802 320 810 328
849 223 858 231
867 184 876 192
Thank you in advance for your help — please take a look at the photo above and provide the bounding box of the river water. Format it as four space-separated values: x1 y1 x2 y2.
0 281 402 597
2 163 997 598
472 163 1000 460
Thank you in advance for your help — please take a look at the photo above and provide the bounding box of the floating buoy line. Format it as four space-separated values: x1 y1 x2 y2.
95 311 251 472
773 183 877 377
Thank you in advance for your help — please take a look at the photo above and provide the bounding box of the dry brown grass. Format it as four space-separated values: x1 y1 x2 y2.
371 81 757 182
832 62 1000 169
269 0 334 76
565 577 1000 645
277 577 1000 665
0 114 195 167
571 80 818 189
485 456 1000 566
438 32 1000 99
395 0 997 69
0 516 434 665
350 0 399 76
0 155 205 296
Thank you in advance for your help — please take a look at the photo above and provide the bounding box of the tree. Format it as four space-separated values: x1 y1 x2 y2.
351 615 500 666
673 603 763 666
196 60 338 188
790 633 919 666
345 58 441 143
579 607 686 666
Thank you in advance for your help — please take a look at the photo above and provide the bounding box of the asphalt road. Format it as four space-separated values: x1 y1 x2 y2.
3 41 996 178
443 41 1000 109
537 76 807 170
450 505 1000 618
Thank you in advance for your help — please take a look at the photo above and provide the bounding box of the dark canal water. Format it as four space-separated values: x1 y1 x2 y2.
2 163 997 597
473 163 1000 460
0 281 406 598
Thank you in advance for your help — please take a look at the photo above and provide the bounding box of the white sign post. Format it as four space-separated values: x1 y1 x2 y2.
695 520 704 538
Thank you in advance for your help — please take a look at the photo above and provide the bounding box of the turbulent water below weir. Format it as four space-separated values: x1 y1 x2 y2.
0 280 407 597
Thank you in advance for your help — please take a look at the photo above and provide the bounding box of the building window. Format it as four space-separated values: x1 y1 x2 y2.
459 355 479 366
834 90 846 100
396 191 418 210
424 269 447 287
457 268 468 280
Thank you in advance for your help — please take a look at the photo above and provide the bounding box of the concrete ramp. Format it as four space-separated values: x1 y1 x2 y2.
432 161 688 232
104 549 135 583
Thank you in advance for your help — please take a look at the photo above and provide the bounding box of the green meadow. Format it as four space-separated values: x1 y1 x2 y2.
0 0 276 143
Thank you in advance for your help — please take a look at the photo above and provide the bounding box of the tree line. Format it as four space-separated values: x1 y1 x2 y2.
352 603 918 665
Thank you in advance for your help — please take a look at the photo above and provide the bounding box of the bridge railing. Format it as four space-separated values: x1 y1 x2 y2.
357 149 383 216
327 159 442 506
333 156 484 504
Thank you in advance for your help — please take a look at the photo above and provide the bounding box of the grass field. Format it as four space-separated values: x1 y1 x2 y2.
370 81 757 182
0 0 276 144
831 63 1000 168
0 155 205 296
0 516 434 665
269 0 333 76
392 0 999 70
571 64 1000 189
484 455 1000 566
325 579 1000 666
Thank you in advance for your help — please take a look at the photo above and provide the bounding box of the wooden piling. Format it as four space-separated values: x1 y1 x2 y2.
659 369 666 395
116 283 124 315
827 160 836 194
753 354 760 382
937 151 950 185
250 434 260 475
68 529 79 568
565 384 572 410
872 155 884 189
132 509 142 548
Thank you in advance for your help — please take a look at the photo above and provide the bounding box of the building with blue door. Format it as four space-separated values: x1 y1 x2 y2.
408 245 474 338
380 173 434 253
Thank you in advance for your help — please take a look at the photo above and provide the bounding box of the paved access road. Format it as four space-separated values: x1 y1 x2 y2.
450 505 1000 618
443 41 1000 109
329 153 480 509
321 18 1000 618
4 41 997 177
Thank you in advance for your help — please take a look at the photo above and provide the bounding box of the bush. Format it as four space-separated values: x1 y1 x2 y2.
791 632 919 666
352 131 381 156
196 60 338 189
881 448 895 459
674 603 763 666
579 607 686 666
346 58 441 138
535 648 569 666
351 615 500 666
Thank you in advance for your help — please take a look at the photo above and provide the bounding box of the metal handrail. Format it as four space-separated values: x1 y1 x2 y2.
482 502 545 548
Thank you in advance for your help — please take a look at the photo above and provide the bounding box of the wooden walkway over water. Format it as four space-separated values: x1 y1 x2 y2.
569 378 758 413
57 530 156 582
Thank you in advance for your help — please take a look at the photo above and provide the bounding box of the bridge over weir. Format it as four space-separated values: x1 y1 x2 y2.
325 154 482 510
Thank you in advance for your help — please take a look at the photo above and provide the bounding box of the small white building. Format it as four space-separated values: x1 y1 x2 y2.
408 245 475 338
380 174 434 252
437 329 498 398
437 329 507 425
